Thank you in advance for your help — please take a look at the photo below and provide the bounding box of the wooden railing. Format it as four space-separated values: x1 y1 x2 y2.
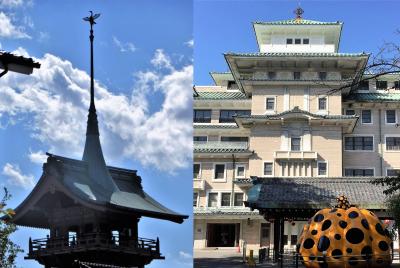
28 233 160 256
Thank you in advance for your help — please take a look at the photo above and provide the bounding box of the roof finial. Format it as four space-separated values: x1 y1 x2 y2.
294 5 304 20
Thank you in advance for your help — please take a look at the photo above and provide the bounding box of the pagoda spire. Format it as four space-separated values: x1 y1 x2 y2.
294 5 304 20
82 11 117 195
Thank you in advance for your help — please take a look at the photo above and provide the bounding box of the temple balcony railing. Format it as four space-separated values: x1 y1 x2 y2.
273 151 317 160
27 233 160 257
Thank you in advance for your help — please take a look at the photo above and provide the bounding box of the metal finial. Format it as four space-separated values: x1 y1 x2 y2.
294 6 304 20
83 11 101 27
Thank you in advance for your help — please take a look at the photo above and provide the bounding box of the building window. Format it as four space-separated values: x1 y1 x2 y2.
234 193 244 207
376 81 388 90
293 72 301 80
359 80 369 91
345 109 355 116
221 136 248 142
319 72 327 80
268 72 276 79
266 97 275 111
193 163 200 179
194 136 207 142
344 168 374 177
303 38 309 44
208 193 218 207
386 137 400 151
361 110 372 124
294 38 301 44
194 109 211 123
286 38 293 44
221 193 231 207
387 169 400 176
386 110 396 124
264 162 273 176
394 81 400 90
291 137 301 151
345 136 373 151
318 162 327 176
318 97 327 111
219 110 251 123
236 165 245 178
193 192 198 207
214 164 226 179
227 80 238 90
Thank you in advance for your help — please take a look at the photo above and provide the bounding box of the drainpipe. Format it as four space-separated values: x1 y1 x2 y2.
231 154 236 207
379 109 383 176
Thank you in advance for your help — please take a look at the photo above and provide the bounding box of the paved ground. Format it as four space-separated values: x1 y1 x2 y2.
194 249 400 268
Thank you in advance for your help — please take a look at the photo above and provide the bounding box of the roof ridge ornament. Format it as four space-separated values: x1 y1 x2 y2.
294 6 304 21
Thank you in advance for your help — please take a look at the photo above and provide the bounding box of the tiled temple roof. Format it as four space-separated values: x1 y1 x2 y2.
194 91 248 100
194 141 251 154
194 207 260 216
345 93 400 102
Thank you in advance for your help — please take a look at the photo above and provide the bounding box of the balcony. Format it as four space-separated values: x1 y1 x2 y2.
27 233 161 259
274 151 317 160
193 179 205 190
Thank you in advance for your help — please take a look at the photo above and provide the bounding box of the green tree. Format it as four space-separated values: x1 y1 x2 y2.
0 188 23 268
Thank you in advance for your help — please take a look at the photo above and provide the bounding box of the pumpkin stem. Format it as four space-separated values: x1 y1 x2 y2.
335 195 350 210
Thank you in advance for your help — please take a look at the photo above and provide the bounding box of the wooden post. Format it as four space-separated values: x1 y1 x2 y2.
273 219 280 262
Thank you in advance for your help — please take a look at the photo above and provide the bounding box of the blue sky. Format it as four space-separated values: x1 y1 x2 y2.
0 1 192 267
194 0 400 85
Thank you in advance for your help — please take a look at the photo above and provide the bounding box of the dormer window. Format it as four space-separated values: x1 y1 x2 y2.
319 72 327 80
303 38 309 44
268 72 276 79
295 38 301 44
294 72 301 80
286 38 293 44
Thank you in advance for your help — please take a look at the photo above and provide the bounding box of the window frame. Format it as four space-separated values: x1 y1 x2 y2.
263 161 274 177
344 167 375 177
294 38 301 44
317 161 328 177
345 109 355 116
220 192 231 207
361 109 373 124
290 136 302 151
213 163 227 181
193 163 201 179
286 38 293 44
234 192 245 207
376 80 388 90
193 136 208 142
386 168 400 176
265 96 276 112
268 71 276 80
193 192 199 207
193 109 212 123
219 109 251 123
344 135 374 152
319 72 327 81
385 110 397 124
303 38 310 44
235 164 246 178
385 135 400 152
207 192 218 207
318 96 327 111
293 72 301 80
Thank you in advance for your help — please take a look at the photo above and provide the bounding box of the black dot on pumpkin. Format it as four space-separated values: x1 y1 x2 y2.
321 220 331 231
378 241 389 251
317 236 330 252
309 255 316 261
348 257 358 266
337 213 342 217
303 238 315 249
334 234 341 240
348 211 359 219
314 214 324 222
346 228 364 244
361 219 369 230
311 230 318 235
347 248 352 253
361 246 373 260
332 249 342 259
376 223 385 236
339 220 347 229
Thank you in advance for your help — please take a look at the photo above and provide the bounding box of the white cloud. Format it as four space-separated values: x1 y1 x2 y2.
112 36 136 53
0 0 24 8
2 163 35 189
0 48 192 173
28 150 48 164
184 39 194 48
38 31 50 42
0 12 30 39
179 251 192 259
151 49 174 70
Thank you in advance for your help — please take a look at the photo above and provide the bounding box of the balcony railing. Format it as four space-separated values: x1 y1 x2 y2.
274 151 317 160
28 233 160 257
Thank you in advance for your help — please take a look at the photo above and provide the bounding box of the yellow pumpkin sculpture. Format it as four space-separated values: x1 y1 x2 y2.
298 195 392 268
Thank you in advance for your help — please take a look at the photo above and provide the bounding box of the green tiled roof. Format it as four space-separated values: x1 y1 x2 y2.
193 124 239 129
194 141 251 154
253 19 341 26
345 93 400 102
194 207 260 216
194 91 248 100
225 52 368 57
